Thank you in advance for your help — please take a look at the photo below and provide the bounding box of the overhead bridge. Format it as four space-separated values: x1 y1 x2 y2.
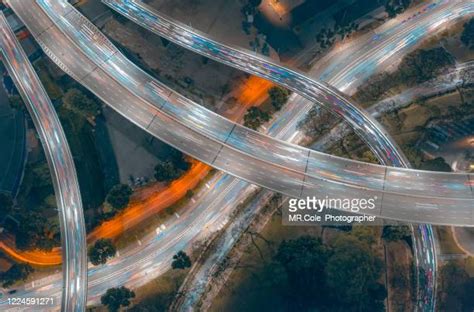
7 0 474 226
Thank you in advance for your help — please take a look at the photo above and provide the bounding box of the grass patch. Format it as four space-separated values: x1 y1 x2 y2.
128 269 188 311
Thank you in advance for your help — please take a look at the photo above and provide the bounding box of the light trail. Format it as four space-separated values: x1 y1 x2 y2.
0 12 87 311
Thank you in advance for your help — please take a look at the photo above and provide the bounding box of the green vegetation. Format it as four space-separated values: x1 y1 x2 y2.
14 211 60 251
63 88 101 119
154 149 190 183
59 104 107 220
268 86 290 111
382 225 411 242
243 88 290 130
402 144 424 168
248 0 261 6
8 95 24 111
316 23 359 49
101 286 136 312
88 238 117 266
1 159 60 252
106 184 133 210
359 150 379 164
298 106 337 139
273 232 385 311
128 269 188 311
0 192 13 216
384 0 412 18
4 63 116 248
275 236 329 308
0 263 33 288
438 261 474 311
171 251 191 270
461 18 474 50
154 161 182 182
420 157 452 172
326 235 386 310
243 106 271 130
355 47 455 104
398 48 455 85
34 60 62 100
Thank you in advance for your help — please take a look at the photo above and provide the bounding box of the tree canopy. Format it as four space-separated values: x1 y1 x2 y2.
355 47 455 103
0 192 13 217
385 0 412 18
14 211 59 251
273 232 385 311
461 19 474 50
63 88 101 118
268 86 290 111
438 262 474 311
0 263 33 288
88 238 117 266
420 157 452 172
326 235 385 310
101 286 135 312
172 250 192 270
275 236 330 308
154 148 190 182
154 160 182 182
382 225 411 242
243 106 271 130
398 47 455 86
106 184 133 210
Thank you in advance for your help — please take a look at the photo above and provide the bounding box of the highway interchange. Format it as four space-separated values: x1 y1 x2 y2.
0 0 472 310
8 0 474 226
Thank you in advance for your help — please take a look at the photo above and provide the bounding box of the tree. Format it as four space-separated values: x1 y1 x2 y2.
31 162 53 188
354 72 398 103
0 192 13 217
101 286 135 312
171 251 191 270
297 107 335 138
243 106 271 130
154 148 190 182
154 160 182 182
461 18 474 50
402 144 423 168
14 211 59 251
326 235 385 310
398 47 455 86
249 0 262 7
0 263 33 288
351 226 378 245
274 236 330 309
359 150 379 164
420 157 452 172
385 0 412 18
439 262 470 311
8 95 24 111
63 88 101 118
106 184 133 210
382 225 411 242
88 238 117 266
268 86 290 111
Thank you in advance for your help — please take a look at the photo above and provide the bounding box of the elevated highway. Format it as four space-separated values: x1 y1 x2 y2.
6 0 474 226
0 12 87 311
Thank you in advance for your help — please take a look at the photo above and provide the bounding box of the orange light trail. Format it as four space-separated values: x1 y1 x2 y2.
0 75 273 266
